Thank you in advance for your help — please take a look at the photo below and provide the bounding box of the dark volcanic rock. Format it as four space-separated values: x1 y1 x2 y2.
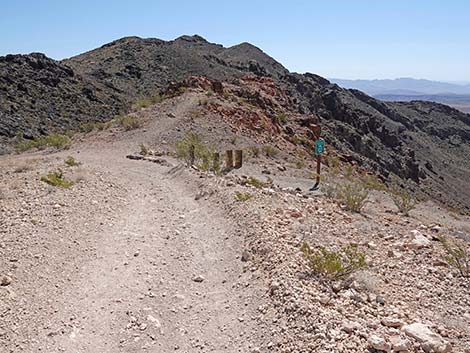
1 35 470 211
0 52 123 151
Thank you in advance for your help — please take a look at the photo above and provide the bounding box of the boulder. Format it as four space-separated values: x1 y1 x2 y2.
402 323 451 353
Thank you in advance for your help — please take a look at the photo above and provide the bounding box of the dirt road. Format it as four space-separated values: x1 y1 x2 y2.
0 141 268 352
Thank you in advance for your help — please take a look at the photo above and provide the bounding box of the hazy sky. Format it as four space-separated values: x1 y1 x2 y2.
2 0 469 81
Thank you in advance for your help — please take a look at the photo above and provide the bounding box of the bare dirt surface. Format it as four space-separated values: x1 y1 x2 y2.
2 90 470 353
0 143 270 352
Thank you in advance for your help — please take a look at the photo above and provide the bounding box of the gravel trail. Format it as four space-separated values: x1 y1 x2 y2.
1 144 267 353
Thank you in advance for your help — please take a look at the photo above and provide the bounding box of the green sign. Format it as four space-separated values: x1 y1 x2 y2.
315 139 325 155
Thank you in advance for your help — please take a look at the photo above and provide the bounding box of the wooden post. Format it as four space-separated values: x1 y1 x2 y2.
189 144 195 166
234 150 243 169
213 152 220 172
225 150 233 170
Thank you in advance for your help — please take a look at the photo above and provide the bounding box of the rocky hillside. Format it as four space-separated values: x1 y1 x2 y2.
0 53 123 152
1 35 470 212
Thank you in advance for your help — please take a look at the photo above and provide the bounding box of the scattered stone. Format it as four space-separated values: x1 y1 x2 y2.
192 275 205 283
402 323 451 353
381 317 403 328
147 315 161 328
241 250 251 262
389 335 411 352
341 320 361 333
376 295 385 305
368 334 391 352
1 275 12 286
408 230 431 249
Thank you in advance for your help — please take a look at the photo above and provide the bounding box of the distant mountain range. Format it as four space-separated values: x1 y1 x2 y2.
330 78 470 113
330 78 470 95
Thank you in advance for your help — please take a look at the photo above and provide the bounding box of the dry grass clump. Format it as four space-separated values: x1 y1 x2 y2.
301 242 367 280
16 133 72 152
65 156 81 167
40 170 74 188
262 145 278 158
390 187 417 216
175 132 218 172
117 115 141 131
139 143 149 156
438 236 469 279
132 93 165 110
324 182 369 213
234 191 253 202
245 177 266 189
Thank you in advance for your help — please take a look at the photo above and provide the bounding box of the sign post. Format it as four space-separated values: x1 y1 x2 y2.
310 138 325 191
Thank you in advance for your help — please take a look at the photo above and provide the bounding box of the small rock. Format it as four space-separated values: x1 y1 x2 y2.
381 317 403 328
342 320 361 333
376 295 385 305
193 275 205 283
368 334 391 352
147 315 161 328
1 275 12 286
408 230 431 249
241 250 251 262
389 335 411 352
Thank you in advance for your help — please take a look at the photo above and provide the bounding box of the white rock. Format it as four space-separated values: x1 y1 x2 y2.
402 323 451 353
389 335 411 352
408 230 431 249
381 317 403 328
342 320 361 333
368 334 391 352
147 314 161 328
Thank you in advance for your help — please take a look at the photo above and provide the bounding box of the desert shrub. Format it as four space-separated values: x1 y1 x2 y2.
248 146 260 158
438 236 469 279
40 170 74 188
336 183 369 212
80 122 95 133
329 155 341 169
234 191 253 202
16 133 71 152
295 160 305 169
262 145 278 158
301 242 367 280
390 187 417 216
344 164 355 178
321 183 338 198
79 121 107 133
290 135 301 145
245 177 265 189
139 143 149 156
274 112 287 125
65 156 80 167
175 132 215 170
117 115 141 131
362 174 386 191
132 94 164 110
